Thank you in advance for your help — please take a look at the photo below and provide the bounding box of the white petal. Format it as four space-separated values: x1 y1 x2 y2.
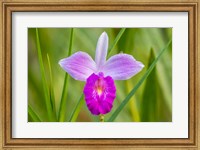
59 51 96 81
101 54 144 80
95 32 109 69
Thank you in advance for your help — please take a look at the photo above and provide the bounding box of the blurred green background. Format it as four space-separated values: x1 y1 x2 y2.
28 28 172 122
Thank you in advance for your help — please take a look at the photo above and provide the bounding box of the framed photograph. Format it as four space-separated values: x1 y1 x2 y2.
1 0 199 149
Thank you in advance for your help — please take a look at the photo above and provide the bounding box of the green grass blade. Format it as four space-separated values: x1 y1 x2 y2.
58 73 69 121
141 48 172 122
28 105 41 122
141 48 157 121
58 28 74 122
125 80 140 121
47 53 57 119
108 28 126 55
108 39 172 122
68 94 84 122
36 28 55 121
67 28 74 56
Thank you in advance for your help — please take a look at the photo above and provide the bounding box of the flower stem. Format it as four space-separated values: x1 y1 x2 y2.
99 114 104 122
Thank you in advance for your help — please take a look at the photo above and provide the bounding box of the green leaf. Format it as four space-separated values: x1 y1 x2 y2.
35 28 55 121
47 53 57 120
125 80 140 121
108 40 172 122
58 28 74 122
28 105 41 122
141 48 172 122
141 48 157 121
108 28 126 55
68 94 84 122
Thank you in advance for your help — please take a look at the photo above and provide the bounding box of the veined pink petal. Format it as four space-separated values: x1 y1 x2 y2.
101 54 144 80
59 51 96 81
95 32 108 70
83 73 116 115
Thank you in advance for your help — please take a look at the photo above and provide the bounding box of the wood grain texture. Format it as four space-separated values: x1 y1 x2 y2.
0 0 199 149
0 1 3 150
198 0 200 149
1 0 199 3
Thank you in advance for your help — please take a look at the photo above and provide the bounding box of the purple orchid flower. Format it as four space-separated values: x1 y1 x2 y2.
59 32 144 116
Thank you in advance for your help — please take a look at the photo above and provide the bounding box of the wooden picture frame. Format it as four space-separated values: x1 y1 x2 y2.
0 0 199 149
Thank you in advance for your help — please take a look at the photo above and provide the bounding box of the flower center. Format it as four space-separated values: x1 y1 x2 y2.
96 88 103 95
95 77 105 96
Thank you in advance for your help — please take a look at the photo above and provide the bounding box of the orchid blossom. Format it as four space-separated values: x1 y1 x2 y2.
59 32 144 116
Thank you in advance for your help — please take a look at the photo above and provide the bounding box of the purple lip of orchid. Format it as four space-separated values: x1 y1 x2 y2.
59 32 144 116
